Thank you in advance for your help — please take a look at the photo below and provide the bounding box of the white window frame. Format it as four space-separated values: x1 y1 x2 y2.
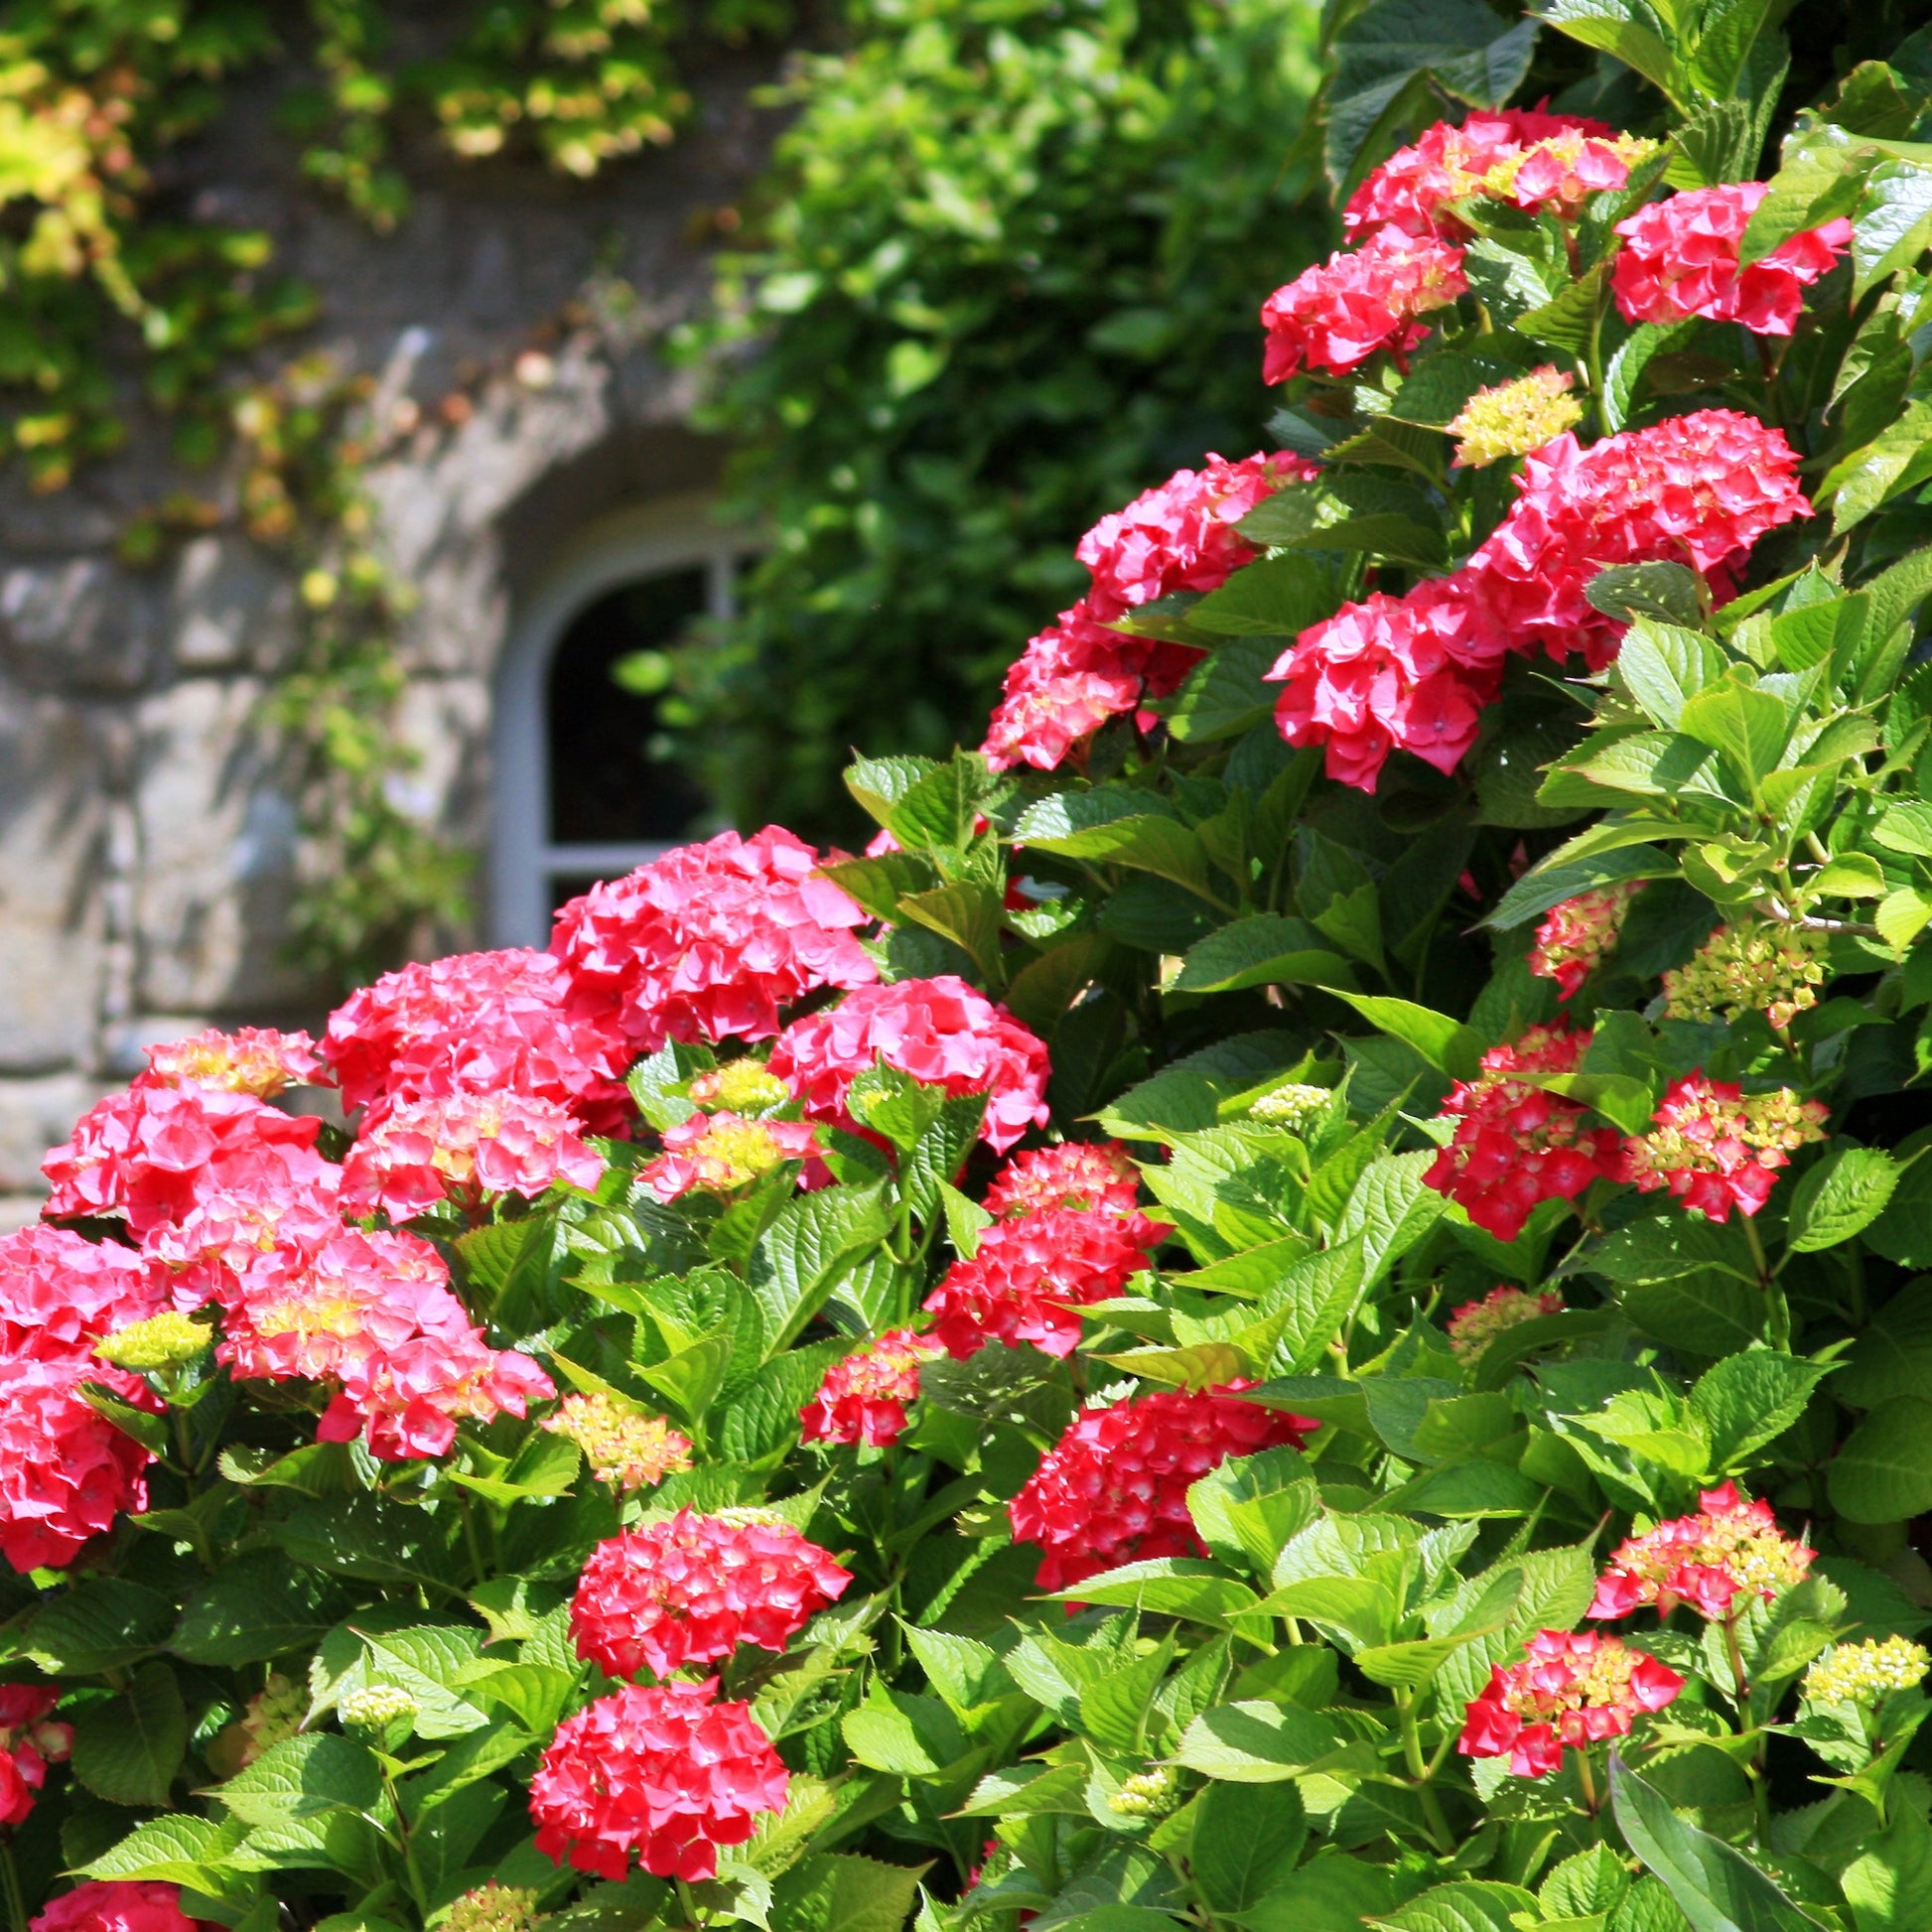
490 492 744 948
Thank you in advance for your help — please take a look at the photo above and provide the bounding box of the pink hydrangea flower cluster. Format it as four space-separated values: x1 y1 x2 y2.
1590 1481 1813 1622
30 1884 214 1932
981 1140 1142 1218
982 453 1314 770
922 1205 1173 1359
1619 1074 1828 1220
0 1227 169 1572
549 827 877 1053
1270 410 1811 787
1613 183 1851 336
0 1687 71 1827
1010 1384 1314 1591
1447 1286 1564 1363
342 1091 605 1218
137 1027 321 1098
1529 884 1643 999
1260 229 1468 382
635 1111 820 1203
529 1679 790 1883
800 1327 944 1447
322 948 629 1134
769 975 1050 1156
1424 1024 1625 1240
1457 1629 1684 1777
570 1511 853 1680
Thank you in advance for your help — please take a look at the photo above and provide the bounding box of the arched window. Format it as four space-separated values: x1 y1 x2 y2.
491 493 745 947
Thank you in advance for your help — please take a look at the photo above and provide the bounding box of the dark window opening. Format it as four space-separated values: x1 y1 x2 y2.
547 569 710 845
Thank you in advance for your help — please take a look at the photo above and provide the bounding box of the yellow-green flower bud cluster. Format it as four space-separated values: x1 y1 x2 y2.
442 1886 542 1932
339 1684 418 1730
687 1060 791 1116
1448 366 1585 469
95 1311 213 1372
1662 920 1828 1031
1804 1637 1930 1707
542 1392 694 1492
239 1673 306 1765
1248 1082 1331 1129
1107 1766 1178 1817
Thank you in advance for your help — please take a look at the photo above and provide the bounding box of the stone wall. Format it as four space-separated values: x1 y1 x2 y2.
0 37 776 1226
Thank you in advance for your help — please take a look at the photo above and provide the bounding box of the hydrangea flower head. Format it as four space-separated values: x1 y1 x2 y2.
1530 884 1643 999
318 1332 556 1462
1448 1287 1564 1363
1448 366 1585 468
0 1685 69 1826
95 1311 212 1373
550 828 877 1053
800 1328 944 1447
1260 230 1467 382
687 1060 793 1116
0 1354 158 1571
570 1511 853 1679
30 1883 214 1932
1662 920 1828 1031
1247 1081 1334 1129
1613 183 1851 336
1590 1481 1813 1621
1010 1384 1314 1590
238 1674 305 1766
138 1028 321 1098
343 1090 605 1217
530 1680 789 1881
982 1141 1142 1218
636 1112 819 1202
923 1206 1173 1359
1804 1637 1930 1707
442 1886 542 1932
323 947 628 1132
1620 1075 1828 1220
543 1393 694 1491
1424 1025 1624 1240
0 1227 167 1360
769 976 1050 1156
1457 1629 1683 1777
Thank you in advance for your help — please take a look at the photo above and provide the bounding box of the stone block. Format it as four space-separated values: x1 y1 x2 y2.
0 1072 105 1193
169 536 298 673
0 557 163 693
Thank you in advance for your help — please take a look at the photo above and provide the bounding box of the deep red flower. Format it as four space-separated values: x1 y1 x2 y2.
530 1681 789 1882
982 1141 1142 1218
0 1685 69 1827
1260 230 1466 381
1590 1481 1812 1621
1620 1074 1828 1221
1010 1385 1314 1591
1529 885 1642 999
923 1206 1173 1359
30 1884 215 1932
570 1512 853 1680
1613 184 1851 336
800 1328 944 1447
1457 1629 1683 1777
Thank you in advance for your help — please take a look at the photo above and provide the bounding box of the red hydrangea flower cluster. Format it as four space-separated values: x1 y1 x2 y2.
549 827 876 1053
1010 1385 1314 1590
1260 229 1467 382
0 1227 169 1573
770 975 1050 1156
570 1512 852 1680
635 1112 820 1203
1613 183 1851 336
1529 883 1643 998
137 1028 320 1098
800 1327 945 1447
1457 1629 1684 1777
0 1687 71 1827
1271 411 1810 787
42 1086 331 1239
922 1205 1173 1359
30 1884 214 1932
342 1091 605 1218
1590 1481 1813 1622
1343 107 1635 240
983 453 1313 772
1447 1286 1564 1363
322 948 629 1133
530 1679 789 1882
982 1140 1142 1218
1423 1024 1624 1240
1620 1074 1828 1221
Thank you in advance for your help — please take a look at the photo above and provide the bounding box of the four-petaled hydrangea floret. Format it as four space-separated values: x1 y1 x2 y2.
1448 1287 1563 1363
442 1886 542 1932
339 1685 418 1730
1107 1766 1179 1818
1260 230 1468 382
800 1328 944 1448
1247 1082 1334 1129
1449 366 1585 468
542 1393 694 1491
1662 920 1829 1031
1589 1482 1813 1622
686 1061 793 1116
635 1112 819 1202
1529 884 1642 1000
1621 1076 1828 1222
1457 1629 1684 1777
94 1311 212 1373
981 1141 1142 1218
239 1675 306 1765
1804 1637 1931 1707
138 1028 321 1099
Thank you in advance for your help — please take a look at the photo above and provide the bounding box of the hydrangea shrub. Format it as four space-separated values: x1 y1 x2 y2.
9 10 1932 1932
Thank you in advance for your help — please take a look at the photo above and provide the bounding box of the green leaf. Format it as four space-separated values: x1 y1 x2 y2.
1618 620 1731 729
1588 562 1710 629
1237 472 1447 565
1833 1398 1932 1522
1535 0 1681 100
1854 160 1932 299
1173 1701 1369 1782
1515 260 1611 356
1325 993 1485 1080
897 882 1005 982
1191 1782 1307 1914
748 1184 893 1358
217 1733 386 1828
1096 1032 1307 1141
27 1578 173 1675
80 1814 248 1889
172 1555 342 1667
771 1855 928 1932
1842 1800 1932 1932
889 756 991 852
1171 916 1352 995
1787 1146 1901 1252
1608 1752 1823 1932
846 755 940 828
1377 1880 1544 1932
1679 672 1793 783
1866 1157 1932 1269
1045 1558 1261 1624
1738 127 1868 265
71 1661 188 1809
1686 1354 1828 1473
1015 789 1212 896
1486 836 1672 930
1188 555 1337 637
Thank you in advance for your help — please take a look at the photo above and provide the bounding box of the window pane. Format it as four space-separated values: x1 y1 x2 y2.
547 569 710 843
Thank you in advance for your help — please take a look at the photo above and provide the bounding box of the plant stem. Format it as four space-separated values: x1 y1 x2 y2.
1395 1691 1454 1854
1725 1614 1750 1704
1 1838 26 1932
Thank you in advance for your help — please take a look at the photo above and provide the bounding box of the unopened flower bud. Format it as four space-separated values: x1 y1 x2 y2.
1449 366 1585 468
1805 1637 1930 1707
542 1392 693 1492
1108 1766 1179 1817
239 1673 306 1765
1248 1081 1331 1128
339 1684 417 1731
1447 1287 1562 1363
442 1884 542 1932
1662 919 1828 1030
95 1311 212 1373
